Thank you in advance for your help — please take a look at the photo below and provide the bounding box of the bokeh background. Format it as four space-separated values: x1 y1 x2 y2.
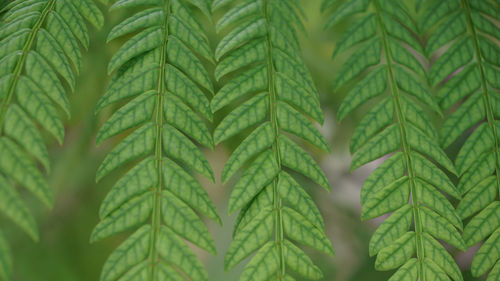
0 1 482 280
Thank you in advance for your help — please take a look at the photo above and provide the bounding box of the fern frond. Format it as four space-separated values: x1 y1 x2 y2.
92 1 219 281
0 0 103 279
325 0 465 280
420 0 500 279
212 1 334 280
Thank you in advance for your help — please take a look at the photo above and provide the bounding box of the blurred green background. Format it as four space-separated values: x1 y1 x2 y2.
1 1 480 280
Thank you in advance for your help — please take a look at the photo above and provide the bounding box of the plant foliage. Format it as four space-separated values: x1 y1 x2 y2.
212 0 334 280
324 0 467 280
420 0 500 280
0 0 103 279
91 0 220 281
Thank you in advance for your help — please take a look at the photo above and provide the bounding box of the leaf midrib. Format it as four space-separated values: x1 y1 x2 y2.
263 0 285 279
148 1 170 279
373 0 426 276
0 0 57 135
461 0 500 199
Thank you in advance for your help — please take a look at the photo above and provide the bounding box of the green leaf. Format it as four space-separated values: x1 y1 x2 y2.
215 18 267 60
96 123 155 181
334 38 382 90
167 36 213 92
211 65 267 112
337 66 387 121
16 76 64 143
375 231 415 271
393 66 440 114
0 137 52 207
221 122 274 183
425 12 467 56
420 206 466 250
415 179 463 230
215 0 262 33
97 91 156 144
458 152 495 194
36 29 75 91
488 261 500 281
239 242 279 281
406 124 456 174
25 51 70 117
94 2 217 280
214 92 269 144
324 0 370 29
412 152 460 199
388 258 418 281
225 207 274 270
162 124 214 181
46 12 82 74
91 192 153 242
277 101 329 151
162 158 220 223
164 94 213 148
234 185 274 237
275 72 323 123
97 65 159 111
283 239 323 280
100 225 150 281
278 172 325 230
440 92 486 149
428 37 474 86
327 0 466 278
360 150 405 206
457 176 497 219
0 3 103 277
0 230 11 281
157 226 209 281
351 124 400 170
107 27 163 74
350 97 393 153
228 151 279 214
215 2 332 279
463 202 500 247
422 233 463 281
98 158 156 218
215 39 266 80
279 136 330 190
72 0 104 28
369 204 412 256
282 207 335 256
107 8 164 42
0 175 38 241
164 64 212 121
161 190 216 254
55 0 90 48
423 258 452 281
4 105 49 171
471 228 500 277
436 65 480 110
333 13 377 59
361 177 410 220
455 122 493 175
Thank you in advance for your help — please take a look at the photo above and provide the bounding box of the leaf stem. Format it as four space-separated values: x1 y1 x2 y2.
0 0 56 135
148 1 170 279
263 0 285 279
461 0 500 197
373 0 426 275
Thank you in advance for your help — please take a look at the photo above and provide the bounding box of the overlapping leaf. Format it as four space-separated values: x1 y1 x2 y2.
419 0 500 279
324 0 465 280
0 0 103 279
212 0 334 280
91 1 219 281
